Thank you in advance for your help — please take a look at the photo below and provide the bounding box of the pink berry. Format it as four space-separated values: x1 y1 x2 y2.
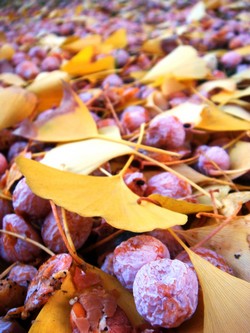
41 209 93 253
221 51 242 68
145 172 192 199
144 114 186 149
12 177 51 223
120 106 150 133
112 48 130 67
8 263 38 287
102 74 123 88
28 46 47 59
15 60 40 80
133 258 198 328
0 214 42 263
113 235 170 291
196 145 230 175
40 56 61 72
176 247 234 275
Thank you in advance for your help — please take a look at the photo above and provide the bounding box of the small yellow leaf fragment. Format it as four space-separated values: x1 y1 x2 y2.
0 87 37 131
103 28 127 48
186 1 206 23
16 156 187 232
228 141 250 179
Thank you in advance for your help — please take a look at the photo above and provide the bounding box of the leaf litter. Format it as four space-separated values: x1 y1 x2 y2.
0 0 250 332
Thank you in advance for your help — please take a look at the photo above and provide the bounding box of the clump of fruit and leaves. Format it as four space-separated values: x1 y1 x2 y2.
0 0 250 332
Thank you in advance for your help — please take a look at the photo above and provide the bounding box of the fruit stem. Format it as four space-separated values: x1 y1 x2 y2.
0 229 55 256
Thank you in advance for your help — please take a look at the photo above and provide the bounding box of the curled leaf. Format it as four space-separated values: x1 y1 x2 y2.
15 82 98 142
0 86 37 130
16 156 187 232
228 141 250 179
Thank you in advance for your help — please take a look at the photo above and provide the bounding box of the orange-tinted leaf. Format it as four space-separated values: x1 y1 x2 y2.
0 86 37 130
16 156 187 232
103 28 127 49
15 82 98 142
149 194 213 214
27 70 70 112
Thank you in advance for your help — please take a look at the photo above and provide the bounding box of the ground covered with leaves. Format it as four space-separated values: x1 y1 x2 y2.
0 0 250 332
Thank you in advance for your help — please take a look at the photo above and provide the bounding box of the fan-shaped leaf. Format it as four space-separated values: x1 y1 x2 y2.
16 156 187 232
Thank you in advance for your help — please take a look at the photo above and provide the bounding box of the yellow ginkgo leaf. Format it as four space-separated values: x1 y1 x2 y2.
0 73 26 86
165 102 206 126
16 156 187 232
62 34 102 53
27 70 70 112
141 45 209 84
41 138 133 174
15 82 98 142
212 86 250 105
149 194 213 214
0 86 37 131
103 28 127 49
61 45 115 76
220 192 250 217
197 78 236 93
186 1 206 23
221 104 250 122
185 248 250 333
197 104 250 131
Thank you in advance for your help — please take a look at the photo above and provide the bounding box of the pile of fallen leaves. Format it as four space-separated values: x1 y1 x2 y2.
0 0 250 332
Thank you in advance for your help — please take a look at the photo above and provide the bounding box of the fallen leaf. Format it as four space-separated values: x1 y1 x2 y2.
186 1 206 23
164 102 205 126
142 45 210 84
186 247 250 332
149 194 213 214
16 156 188 232
195 185 231 206
62 34 102 53
0 73 26 87
41 138 133 174
221 104 250 122
197 79 236 93
220 191 250 217
212 86 250 105
27 70 70 112
0 86 37 130
228 141 250 179
15 82 98 142
103 28 127 49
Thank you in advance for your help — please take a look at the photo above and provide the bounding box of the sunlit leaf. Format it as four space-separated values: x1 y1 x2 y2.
62 34 102 53
16 156 187 232
27 70 70 112
39 33 66 48
165 102 205 126
212 86 250 105
228 141 250 179
221 191 250 217
221 104 250 121
149 194 213 214
15 82 98 142
232 68 250 82
29 273 75 333
185 248 250 333
161 77 187 97
103 28 127 49
182 215 250 282
0 73 26 86
0 86 37 130
171 164 212 184
195 185 231 206
142 38 163 55
61 45 115 76
197 79 236 93
142 45 209 84
186 1 206 23
197 104 250 131
41 138 133 174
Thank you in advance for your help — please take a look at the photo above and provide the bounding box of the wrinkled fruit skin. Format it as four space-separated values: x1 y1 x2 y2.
70 287 133 333
113 235 170 291
0 214 42 263
0 279 26 316
8 264 38 287
133 258 198 328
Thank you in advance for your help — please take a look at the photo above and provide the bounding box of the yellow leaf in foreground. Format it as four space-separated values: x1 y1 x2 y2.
197 78 236 93
182 215 250 281
212 86 250 105
29 273 75 333
149 194 213 214
15 82 98 142
16 156 187 232
186 248 250 333
0 87 37 131
27 70 70 112
41 138 133 174
197 105 250 131
142 45 209 83
221 104 250 122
